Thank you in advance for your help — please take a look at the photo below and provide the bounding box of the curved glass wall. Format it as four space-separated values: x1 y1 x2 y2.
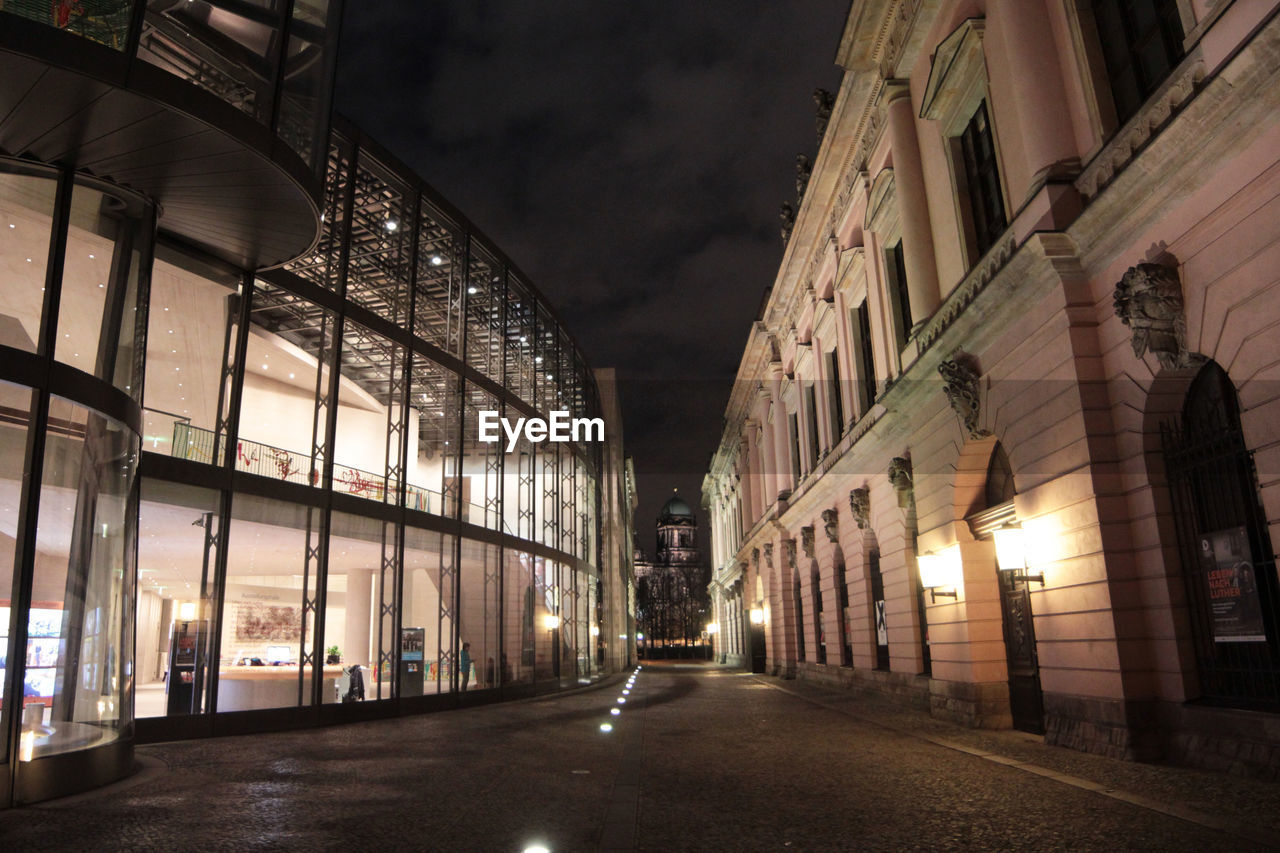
1 0 341 171
0 160 152 799
0 114 610 802
132 124 607 723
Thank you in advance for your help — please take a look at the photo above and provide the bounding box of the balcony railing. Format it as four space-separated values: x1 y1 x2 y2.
159 418 510 532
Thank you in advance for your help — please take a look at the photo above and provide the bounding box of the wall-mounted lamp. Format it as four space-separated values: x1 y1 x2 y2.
917 550 960 602
992 525 1045 586
589 625 601 637
705 622 720 634
542 613 560 630
748 608 765 625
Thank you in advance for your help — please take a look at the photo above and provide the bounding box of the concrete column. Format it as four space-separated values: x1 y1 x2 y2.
885 86 941 327
768 377 792 495
345 569 376 667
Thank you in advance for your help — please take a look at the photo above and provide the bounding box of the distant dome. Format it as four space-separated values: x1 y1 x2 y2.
660 495 694 519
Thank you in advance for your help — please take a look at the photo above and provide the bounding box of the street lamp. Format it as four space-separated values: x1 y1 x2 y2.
993 524 1045 586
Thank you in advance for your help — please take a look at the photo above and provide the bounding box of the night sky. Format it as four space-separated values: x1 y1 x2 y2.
335 1 848 549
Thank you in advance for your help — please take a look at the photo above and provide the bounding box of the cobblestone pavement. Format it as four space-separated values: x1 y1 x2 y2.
2 661 1278 852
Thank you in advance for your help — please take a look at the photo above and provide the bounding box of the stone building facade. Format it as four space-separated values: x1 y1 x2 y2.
703 0 1280 777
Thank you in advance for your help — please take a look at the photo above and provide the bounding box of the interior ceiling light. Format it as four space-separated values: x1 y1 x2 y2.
385 219 398 231
468 287 477 295
430 255 443 266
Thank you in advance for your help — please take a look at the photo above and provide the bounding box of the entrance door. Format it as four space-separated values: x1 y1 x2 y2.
999 569 1044 733
869 549 889 670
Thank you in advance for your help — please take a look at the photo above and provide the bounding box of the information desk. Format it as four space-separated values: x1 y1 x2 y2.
217 666 346 711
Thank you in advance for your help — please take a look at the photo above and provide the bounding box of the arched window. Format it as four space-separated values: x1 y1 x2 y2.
793 571 806 663
812 565 826 664
1163 362 1280 706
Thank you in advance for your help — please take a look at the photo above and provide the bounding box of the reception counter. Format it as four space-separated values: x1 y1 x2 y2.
217 666 346 711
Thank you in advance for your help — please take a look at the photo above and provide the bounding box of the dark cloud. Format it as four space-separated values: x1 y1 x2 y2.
336 1 847 541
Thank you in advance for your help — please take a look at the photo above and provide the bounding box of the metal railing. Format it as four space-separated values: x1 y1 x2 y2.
162 419 511 532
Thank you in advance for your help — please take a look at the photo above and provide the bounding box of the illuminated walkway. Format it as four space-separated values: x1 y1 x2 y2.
2 662 1278 851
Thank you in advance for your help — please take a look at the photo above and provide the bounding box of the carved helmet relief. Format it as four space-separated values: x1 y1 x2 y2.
938 353 989 440
849 487 870 529
763 542 774 570
821 508 839 543
801 525 815 558
1113 263 1199 370
784 539 797 570
888 456 914 511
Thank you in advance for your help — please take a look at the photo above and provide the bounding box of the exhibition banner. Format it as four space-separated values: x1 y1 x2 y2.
1198 526 1266 643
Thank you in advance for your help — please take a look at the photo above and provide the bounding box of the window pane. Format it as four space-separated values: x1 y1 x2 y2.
324 512 394 703
457 538 500 690
403 526 452 695
56 183 151 392
143 248 239 461
0 381 34 763
5 0 134 49
503 550 535 685
277 0 338 169
218 495 316 711
407 354 458 517
238 282 334 485
136 480 221 718
334 321 404 506
0 168 57 353
25 397 137 759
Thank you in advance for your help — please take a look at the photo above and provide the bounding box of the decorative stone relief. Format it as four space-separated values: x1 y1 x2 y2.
763 543 774 571
784 539 797 570
1113 263 1198 370
780 203 795 244
821 509 839 543
751 547 760 570
888 456 914 510
849 487 870 529
801 526 815 559
813 88 834 143
795 154 812 205
938 354 989 440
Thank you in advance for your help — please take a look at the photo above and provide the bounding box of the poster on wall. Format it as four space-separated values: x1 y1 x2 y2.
1199 526 1266 643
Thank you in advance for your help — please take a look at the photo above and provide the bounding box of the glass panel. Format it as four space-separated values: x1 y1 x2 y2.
457 538 499 690
3 0 134 49
403 526 452 695
324 512 394 703
505 278 536 405
503 550 534 686
277 0 338 169
143 248 239 461
346 157 412 326
238 282 335 485
217 495 315 711
56 183 151 390
334 321 404 505
24 397 137 760
137 0 280 123
136 480 221 718
285 141 353 294
462 383 501 531
502 432 535 541
0 381 34 763
0 168 56 354
407 354 458 516
413 202 462 355
464 248 502 382
533 556 556 680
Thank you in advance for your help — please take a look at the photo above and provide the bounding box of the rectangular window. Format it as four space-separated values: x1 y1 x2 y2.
850 302 877 416
804 384 820 468
959 102 1007 258
883 241 912 350
1093 0 1185 124
825 350 844 441
788 412 801 482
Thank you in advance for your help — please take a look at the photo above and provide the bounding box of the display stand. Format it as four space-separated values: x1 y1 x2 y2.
165 620 207 715
399 627 424 697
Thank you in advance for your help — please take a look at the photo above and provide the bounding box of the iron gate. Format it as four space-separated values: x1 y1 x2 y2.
1162 376 1280 708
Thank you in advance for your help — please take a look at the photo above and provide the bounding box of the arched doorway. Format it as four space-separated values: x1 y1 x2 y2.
834 547 853 667
1162 361 1280 706
869 547 889 670
977 443 1044 733
793 570 806 663
811 563 826 664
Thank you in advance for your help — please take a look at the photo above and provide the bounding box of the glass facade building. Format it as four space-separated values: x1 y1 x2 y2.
0 4 631 806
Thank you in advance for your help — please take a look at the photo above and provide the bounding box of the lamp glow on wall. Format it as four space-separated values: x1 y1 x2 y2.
917 547 961 602
992 524 1045 586
705 622 720 634
542 613 560 631
748 607 765 625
